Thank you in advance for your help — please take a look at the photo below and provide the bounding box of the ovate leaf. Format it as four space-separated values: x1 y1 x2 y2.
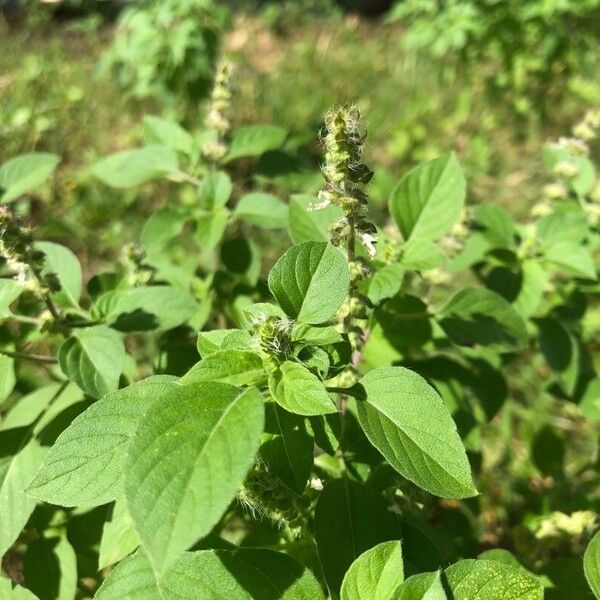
357 367 477 499
444 559 543 599
439 288 528 351
58 325 125 398
92 286 199 332
143 115 195 156
234 192 289 229
28 377 178 507
544 241 597 280
395 572 447 600
35 241 82 307
0 279 23 318
0 152 60 203
91 145 179 188
125 383 264 574
389 153 465 242
0 578 39 599
269 361 337 416
268 242 350 324
341 541 404 600
225 125 287 162
368 263 405 305
182 349 266 387
584 530 600 599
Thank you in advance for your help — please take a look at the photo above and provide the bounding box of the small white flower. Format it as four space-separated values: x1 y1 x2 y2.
359 232 377 257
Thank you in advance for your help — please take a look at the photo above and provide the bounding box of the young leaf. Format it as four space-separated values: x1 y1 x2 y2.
34 241 82 307
0 152 60 203
234 192 289 229
389 152 466 242
315 478 402 597
260 402 314 494
140 208 188 255
288 194 343 243
268 242 350 324
197 171 232 210
340 541 404 600
99 498 140 570
357 367 477 499
195 208 230 251
224 124 287 162
182 349 266 387
125 383 264 574
92 286 199 332
368 263 405 305
58 325 125 398
439 288 528 351
28 377 178 507
395 572 447 600
544 241 597 280
91 145 179 188
584 530 600 599
400 239 446 270
143 115 195 156
269 361 337 416
444 559 544 599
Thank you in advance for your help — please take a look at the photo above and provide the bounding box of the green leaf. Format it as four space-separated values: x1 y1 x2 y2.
396 572 447 600
197 171 232 210
92 286 199 332
225 125 287 162
579 379 600 422
23 534 77 600
544 241 597 280
269 361 337 416
288 194 343 243
268 242 350 324
0 153 60 203
34 241 82 307
96 548 325 600
401 239 446 270
368 263 405 305
91 145 179 188
473 204 515 248
512 260 547 318
58 325 125 398
0 279 23 318
315 478 402 597
197 329 245 357
234 192 289 229
439 288 528 350
444 559 544 599
125 383 264 574
0 578 39 599
357 367 476 499
537 205 588 246
182 349 266 387
195 207 230 251
389 153 466 242
99 498 140 570
0 354 16 403
28 377 178 507
0 435 45 558
260 402 314 494
140 208 188 255
143 115 195 156
585 530 600 599
341 541 404 600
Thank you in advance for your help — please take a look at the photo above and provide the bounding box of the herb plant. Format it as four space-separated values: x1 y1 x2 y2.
1 89 599 598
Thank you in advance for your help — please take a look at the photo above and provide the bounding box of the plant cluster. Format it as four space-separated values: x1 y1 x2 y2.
99 0 228 118
1 60 600 597
388 0 600 115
